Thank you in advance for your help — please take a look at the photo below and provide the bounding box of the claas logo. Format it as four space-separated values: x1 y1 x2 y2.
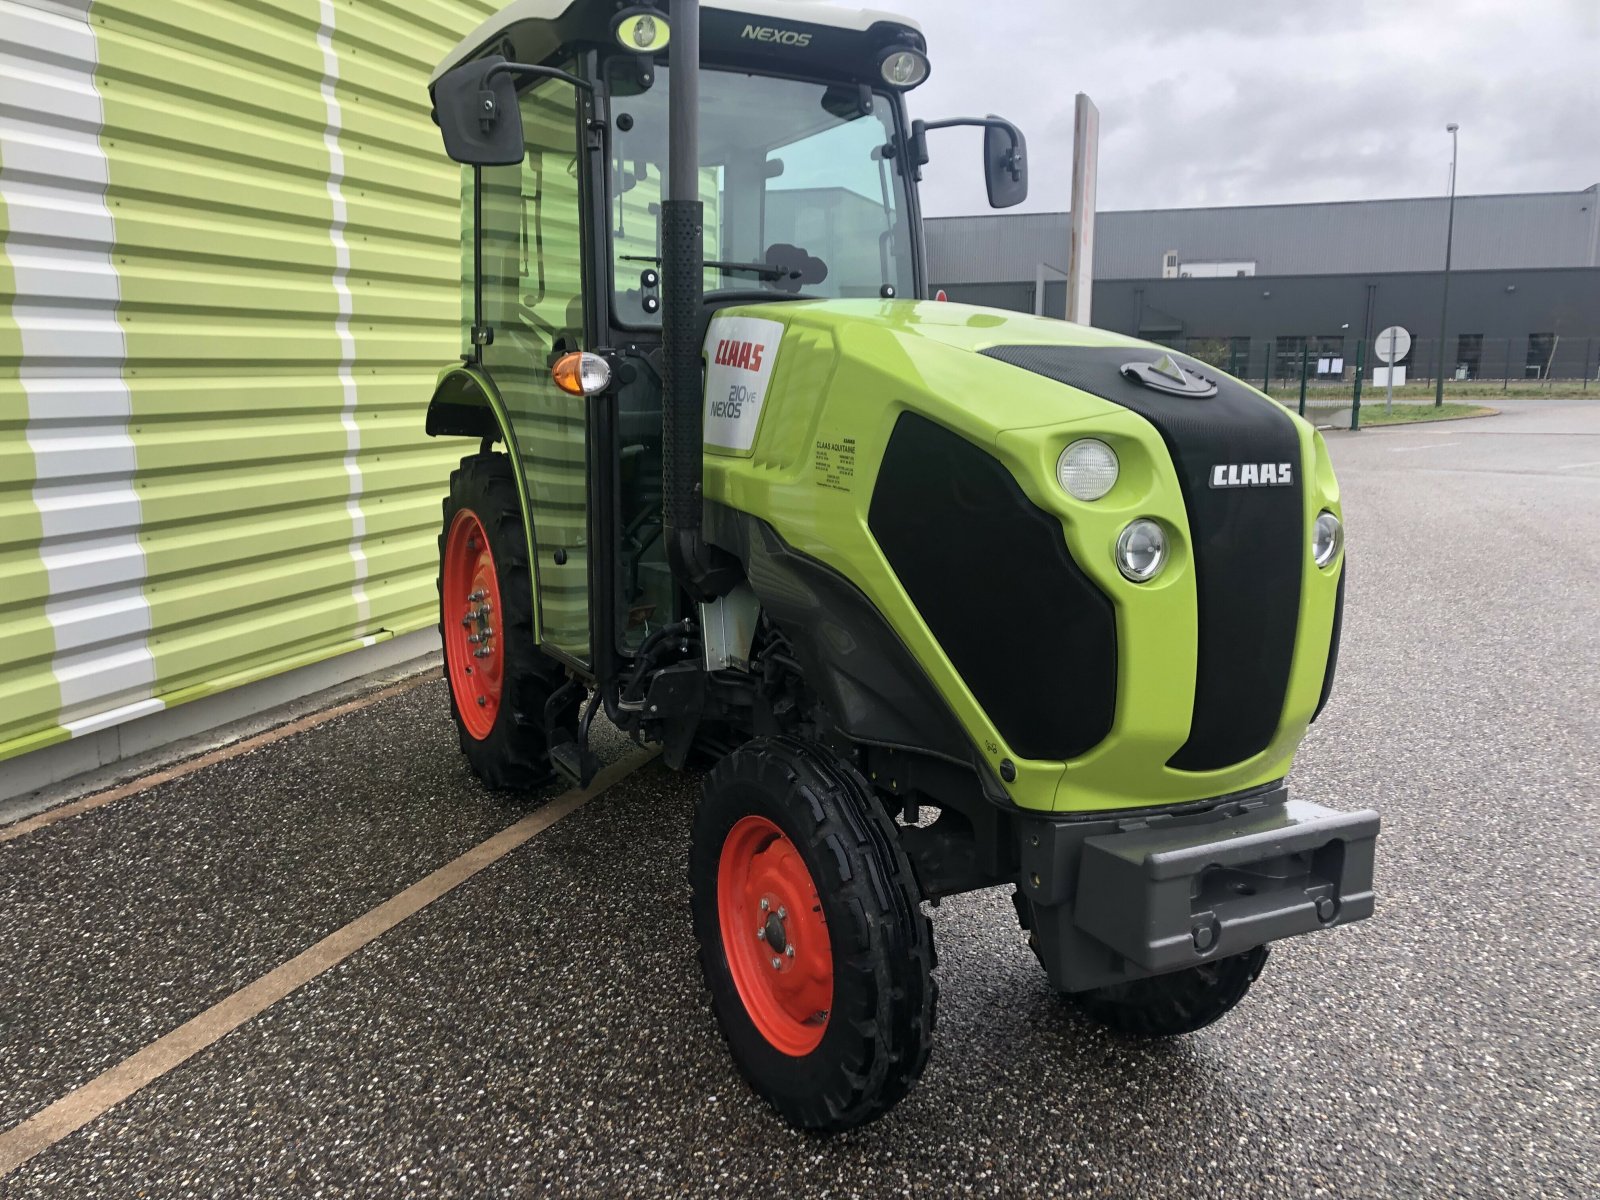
714 339 766 372
1210 462 1294 489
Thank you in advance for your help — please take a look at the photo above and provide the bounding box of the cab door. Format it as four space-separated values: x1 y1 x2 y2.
478 72 593 666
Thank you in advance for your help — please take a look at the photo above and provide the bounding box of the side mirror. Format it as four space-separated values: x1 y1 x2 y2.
909 116 1029 208
432 55 525 166
983 116 1028 209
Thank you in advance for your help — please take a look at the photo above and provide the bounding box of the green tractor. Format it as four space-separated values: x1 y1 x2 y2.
425 0 1378 1132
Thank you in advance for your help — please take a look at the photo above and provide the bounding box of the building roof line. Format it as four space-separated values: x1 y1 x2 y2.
925 186 1599 223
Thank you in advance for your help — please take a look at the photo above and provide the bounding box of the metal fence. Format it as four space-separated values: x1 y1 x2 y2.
1165 335 1600 402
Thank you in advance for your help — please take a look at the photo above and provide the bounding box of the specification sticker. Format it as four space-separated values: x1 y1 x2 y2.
814 436 857 493
703 315 785 453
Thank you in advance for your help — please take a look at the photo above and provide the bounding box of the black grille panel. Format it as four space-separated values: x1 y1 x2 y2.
982 345 1304 771
868 413 1116 762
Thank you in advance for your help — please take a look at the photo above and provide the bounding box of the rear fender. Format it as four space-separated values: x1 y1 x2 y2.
427 362 511 442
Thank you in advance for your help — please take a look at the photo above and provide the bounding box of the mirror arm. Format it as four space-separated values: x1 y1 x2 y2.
471 165 489 357
915 116 1025 178
483 61 595 93
919 116 1017 138
468 62 594 134
907 120 931 169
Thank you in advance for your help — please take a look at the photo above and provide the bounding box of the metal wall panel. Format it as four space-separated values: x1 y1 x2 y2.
0 0 499 760
928 187 1600 284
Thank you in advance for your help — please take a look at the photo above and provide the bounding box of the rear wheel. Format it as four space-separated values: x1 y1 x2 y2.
438 453 577 789
1063 946 1270 1038
690 737 936 1133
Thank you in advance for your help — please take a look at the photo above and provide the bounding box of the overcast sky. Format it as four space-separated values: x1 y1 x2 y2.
900 0 1600 216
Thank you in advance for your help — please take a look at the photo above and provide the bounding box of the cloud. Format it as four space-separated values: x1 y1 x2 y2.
906 0 1600 214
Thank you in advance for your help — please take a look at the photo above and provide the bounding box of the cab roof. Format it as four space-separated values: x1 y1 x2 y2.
431 0 924 83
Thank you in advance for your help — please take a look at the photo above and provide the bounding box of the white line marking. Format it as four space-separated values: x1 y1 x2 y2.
0 749 658 1178
1556 460 1600 471
1386 442 1456 453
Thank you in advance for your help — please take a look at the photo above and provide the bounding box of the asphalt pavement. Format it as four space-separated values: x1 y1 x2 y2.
1 398 1596 1198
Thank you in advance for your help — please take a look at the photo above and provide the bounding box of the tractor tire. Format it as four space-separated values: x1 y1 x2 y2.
1063 945 1271 1038
690 737 937 1133
438 452 579 790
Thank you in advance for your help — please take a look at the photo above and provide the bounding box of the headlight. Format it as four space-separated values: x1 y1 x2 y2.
1117 519 1168 583
1313 511 1343 568
879 49 930 89
1057 439 1119 501
615 11 670 52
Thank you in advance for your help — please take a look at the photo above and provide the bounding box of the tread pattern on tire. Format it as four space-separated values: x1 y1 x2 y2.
1065 944 1270 1038
438 453 576 791
691 736 937 1133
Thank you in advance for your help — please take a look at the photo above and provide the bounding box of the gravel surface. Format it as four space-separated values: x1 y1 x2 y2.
2 399 1596 1198
0 685 636 1133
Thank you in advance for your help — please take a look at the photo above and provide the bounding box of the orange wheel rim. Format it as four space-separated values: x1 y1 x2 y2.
717 815 833 1056
443 509 504 741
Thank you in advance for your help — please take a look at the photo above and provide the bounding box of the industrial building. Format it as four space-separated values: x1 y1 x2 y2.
928 187 1600 383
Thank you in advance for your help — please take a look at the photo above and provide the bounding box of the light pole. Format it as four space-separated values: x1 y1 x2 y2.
1434 123 1460 407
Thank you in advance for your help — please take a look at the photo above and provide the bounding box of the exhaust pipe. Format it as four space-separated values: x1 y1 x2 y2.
660 0 733 601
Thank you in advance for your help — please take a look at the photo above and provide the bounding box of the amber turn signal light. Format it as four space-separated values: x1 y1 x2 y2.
552 352 612 397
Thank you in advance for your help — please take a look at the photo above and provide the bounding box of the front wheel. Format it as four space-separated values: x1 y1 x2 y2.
1063 946 1270 1038
690 737 937 1132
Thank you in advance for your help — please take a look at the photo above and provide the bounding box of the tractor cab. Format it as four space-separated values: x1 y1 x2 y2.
423 0 1377 1135
426 0 1023 705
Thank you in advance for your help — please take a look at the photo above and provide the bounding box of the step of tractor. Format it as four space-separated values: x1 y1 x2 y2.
548 740 598 789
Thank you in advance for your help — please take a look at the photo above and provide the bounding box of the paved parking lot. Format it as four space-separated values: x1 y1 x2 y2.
2 398 1597 1198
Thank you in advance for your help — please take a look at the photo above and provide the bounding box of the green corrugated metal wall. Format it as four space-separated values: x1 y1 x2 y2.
0 0 499 761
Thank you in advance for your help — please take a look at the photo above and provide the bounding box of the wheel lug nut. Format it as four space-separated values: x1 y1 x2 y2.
756 927 766 941
785 946 795 959
771 957 782 970
760 899 769 912
777 907 787 920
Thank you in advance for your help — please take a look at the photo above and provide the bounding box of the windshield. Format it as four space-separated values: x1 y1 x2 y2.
606 63 917 323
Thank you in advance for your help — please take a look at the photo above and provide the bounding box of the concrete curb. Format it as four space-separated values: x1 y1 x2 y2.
1312 405 1500 433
